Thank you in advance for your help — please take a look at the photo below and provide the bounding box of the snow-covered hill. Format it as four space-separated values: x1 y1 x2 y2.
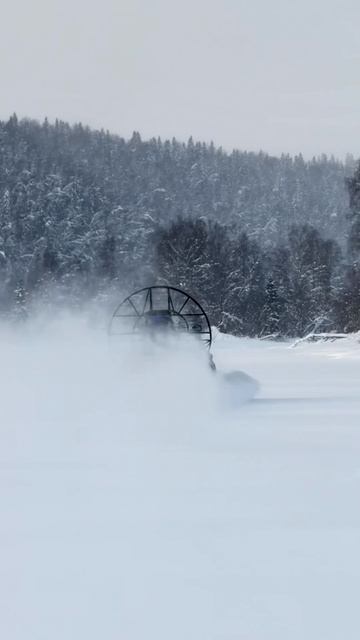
1 320 360 639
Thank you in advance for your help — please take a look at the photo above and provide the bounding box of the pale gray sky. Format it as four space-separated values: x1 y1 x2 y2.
1 0 360 158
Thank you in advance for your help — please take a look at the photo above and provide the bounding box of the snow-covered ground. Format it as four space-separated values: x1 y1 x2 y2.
1 319 360 640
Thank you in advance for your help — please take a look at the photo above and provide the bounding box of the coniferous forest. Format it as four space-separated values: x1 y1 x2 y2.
1 114 360 336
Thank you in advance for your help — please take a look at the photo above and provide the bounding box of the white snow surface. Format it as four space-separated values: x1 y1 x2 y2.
1 317 360 640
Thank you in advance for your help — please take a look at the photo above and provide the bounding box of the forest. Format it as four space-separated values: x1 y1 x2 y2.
1 114 360 336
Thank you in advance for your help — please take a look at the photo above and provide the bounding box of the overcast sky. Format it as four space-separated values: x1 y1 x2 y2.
1 0 360 158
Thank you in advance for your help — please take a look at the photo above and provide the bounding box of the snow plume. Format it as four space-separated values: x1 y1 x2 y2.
0 310 219 450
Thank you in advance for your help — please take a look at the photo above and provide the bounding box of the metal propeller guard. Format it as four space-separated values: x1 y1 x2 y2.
109 286 212 347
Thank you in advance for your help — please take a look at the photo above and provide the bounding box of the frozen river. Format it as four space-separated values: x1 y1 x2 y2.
1 321 360 639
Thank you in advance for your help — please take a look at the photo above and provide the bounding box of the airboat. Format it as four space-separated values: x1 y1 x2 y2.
108 285 259 400
109 285 215 367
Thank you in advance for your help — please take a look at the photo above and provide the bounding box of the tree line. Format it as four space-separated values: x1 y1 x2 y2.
0 114 359 335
